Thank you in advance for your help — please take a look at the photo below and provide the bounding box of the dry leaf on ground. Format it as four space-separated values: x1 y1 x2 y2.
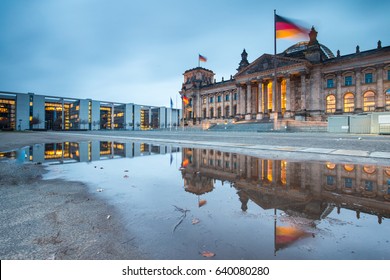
201 251 215 257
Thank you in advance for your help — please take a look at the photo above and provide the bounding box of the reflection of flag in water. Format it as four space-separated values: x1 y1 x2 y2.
275 226 308 251
170 153 173 165
170 97 173 109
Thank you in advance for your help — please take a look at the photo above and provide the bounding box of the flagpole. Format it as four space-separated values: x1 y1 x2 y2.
273 9 278 121
175 95 178 130
170 101 172 132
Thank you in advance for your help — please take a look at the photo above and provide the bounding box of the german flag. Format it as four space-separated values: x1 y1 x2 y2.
182 95 189 105
199 54 207 62
275 14 309 39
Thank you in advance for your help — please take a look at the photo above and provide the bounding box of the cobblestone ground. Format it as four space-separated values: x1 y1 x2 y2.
1 130 389 153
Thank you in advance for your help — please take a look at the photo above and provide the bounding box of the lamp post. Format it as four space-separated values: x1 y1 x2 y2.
18 119 22 131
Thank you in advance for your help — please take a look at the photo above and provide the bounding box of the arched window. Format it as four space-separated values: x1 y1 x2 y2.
344 93 355 112
210 107 214 118
233 104 237 115
326 95 336 113
203 108 207 119
386 89 390 111
281 80 286 113
267 82 273 112
225 106 230 117
363 91 375 112
217 107 222 118
344 164 355 172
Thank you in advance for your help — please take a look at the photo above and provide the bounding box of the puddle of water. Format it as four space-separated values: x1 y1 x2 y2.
2 141 390 259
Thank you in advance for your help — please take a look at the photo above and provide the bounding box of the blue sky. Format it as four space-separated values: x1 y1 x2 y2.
0 0 389 107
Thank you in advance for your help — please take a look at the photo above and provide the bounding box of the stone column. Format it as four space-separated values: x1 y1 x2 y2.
376 66 384 110
213 93 217 118
355 68 362 112
300 73 306 111
272 80 277 115
237 86 244 116
336 71 343 113
263 81 269 115
206 94 210 118
221 91 225 118
246 82 252 120
257 81 263 119
277 79 282 118
229 90 233 118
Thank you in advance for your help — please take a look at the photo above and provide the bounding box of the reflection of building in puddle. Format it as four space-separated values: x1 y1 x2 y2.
181 148 390 223
0 141 180 164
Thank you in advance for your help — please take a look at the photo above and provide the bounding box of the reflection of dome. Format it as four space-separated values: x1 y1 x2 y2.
283 41 335 59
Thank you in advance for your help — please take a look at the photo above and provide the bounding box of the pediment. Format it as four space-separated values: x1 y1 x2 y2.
235 54 308 78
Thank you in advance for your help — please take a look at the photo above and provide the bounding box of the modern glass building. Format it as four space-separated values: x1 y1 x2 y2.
0 91 181 131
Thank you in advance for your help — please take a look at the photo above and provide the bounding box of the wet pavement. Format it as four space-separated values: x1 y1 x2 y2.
2 140 390 259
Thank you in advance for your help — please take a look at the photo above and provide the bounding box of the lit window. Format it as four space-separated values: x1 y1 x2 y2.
327 78 334 88
225 106 230 117
386 89 390 111
344 164 355 172
345 76 353 86
363 91 375 112
326 162 336 169
217 107 221 118
326 95 336 113
343 93 355 112
363 165 376 174
365 73 373 84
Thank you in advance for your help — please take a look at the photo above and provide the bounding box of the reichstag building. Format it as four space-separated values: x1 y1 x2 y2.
180 27 390 127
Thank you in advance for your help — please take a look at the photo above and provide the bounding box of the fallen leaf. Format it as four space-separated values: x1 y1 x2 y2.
96 188 104 192
201 251 215 258
106 215 111 219
124 170 129 172
123 175 129 178
198 200 207 207
192 218 200 225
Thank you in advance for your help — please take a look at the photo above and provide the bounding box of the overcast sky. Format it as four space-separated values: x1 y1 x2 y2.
1 0 389 107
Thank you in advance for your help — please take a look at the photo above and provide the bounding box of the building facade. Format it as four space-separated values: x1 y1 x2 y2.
0 91 181 131
180 28 390 126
